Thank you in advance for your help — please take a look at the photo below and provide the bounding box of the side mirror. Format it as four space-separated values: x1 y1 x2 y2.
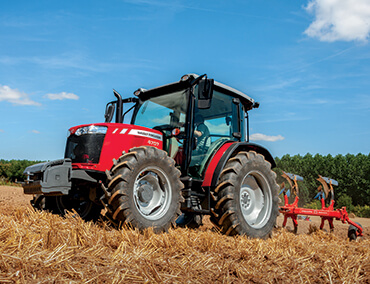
197 79 214 109
104 103 115 123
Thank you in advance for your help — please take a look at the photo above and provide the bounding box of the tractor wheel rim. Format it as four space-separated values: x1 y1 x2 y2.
240 170 272 229
133 166 172 221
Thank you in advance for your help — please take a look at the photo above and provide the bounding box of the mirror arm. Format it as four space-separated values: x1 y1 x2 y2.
190 74 207 87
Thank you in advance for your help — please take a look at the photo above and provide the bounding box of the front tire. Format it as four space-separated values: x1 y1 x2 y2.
106 146 184 233
212 151 279 238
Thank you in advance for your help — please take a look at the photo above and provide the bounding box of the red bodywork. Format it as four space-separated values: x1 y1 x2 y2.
69 122 244 191
69 123 163 172
202 142 234 187
280 195 364 237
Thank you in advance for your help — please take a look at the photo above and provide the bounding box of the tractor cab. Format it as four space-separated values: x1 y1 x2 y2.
106 74 259 180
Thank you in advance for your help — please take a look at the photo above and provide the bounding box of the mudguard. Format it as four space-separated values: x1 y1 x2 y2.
202 142 276 188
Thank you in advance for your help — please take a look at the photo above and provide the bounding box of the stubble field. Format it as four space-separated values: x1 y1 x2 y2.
0 185 369 283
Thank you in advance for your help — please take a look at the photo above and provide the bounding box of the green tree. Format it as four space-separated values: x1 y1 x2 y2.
0 159 43 183
335 193 354 212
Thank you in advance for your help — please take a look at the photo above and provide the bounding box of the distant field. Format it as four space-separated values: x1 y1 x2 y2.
0 186 369 283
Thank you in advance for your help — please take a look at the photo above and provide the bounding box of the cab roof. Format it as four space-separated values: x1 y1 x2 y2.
135 73 259 111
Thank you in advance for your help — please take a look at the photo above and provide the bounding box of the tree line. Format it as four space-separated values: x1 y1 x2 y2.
0 159 43 184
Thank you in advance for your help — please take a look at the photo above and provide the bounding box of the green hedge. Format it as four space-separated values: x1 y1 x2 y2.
0 159 43 183
352 205 370 218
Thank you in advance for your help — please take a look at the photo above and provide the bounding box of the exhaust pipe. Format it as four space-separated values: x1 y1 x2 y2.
113 89 123 123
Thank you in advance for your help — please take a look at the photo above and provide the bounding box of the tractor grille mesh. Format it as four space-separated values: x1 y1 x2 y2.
65 134 105 164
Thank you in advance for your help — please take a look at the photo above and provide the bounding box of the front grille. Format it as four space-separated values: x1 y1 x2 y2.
65 134 105 164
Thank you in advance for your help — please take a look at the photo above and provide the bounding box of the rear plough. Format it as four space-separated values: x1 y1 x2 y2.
279 172 363 240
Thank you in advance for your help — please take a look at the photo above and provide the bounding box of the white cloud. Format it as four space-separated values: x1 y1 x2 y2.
250 133 285 142
31 130 40 134
0 129 4 133
45 92 79 100
152 116 170 125
304 0 370 42
0 85 41 106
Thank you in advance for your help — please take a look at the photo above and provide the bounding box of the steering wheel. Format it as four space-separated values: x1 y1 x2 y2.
153 124 174 136
199 136 211 154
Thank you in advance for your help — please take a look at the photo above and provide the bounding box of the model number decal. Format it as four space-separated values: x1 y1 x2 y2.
147 140 160 146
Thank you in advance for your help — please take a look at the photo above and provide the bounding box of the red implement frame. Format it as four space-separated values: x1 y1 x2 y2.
279 172 363 238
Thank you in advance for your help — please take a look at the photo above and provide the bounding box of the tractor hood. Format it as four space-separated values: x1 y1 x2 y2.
65 123 163 172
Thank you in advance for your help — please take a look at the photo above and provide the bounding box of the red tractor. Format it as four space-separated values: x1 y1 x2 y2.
23 74 279 238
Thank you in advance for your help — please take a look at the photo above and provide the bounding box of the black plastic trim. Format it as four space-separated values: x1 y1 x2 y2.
181 89 194 175
138 81 190 102
71 169 99 183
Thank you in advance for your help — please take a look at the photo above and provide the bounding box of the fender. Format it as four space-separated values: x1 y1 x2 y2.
202 142 276 188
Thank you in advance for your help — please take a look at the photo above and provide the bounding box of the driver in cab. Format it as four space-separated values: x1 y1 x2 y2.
194 114 210 154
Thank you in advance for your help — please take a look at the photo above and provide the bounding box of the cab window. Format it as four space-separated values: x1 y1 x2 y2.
190 90 241 177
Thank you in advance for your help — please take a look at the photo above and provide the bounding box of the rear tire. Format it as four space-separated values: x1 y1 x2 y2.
106 146 184 233
212 151 279 238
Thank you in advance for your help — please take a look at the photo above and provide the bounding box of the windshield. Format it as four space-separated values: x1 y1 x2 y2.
134 90 188 129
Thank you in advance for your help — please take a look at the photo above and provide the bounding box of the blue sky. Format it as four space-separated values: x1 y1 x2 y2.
0 0 369 161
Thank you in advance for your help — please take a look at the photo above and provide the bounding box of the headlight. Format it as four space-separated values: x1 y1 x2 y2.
74 125 107 136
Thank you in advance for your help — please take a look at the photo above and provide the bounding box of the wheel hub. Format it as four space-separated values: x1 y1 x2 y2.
241 191 252 209
137 182 154 203
239 173 271 229
133 167 172 220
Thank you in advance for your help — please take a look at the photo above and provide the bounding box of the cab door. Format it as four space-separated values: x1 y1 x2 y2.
188 90 242 178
